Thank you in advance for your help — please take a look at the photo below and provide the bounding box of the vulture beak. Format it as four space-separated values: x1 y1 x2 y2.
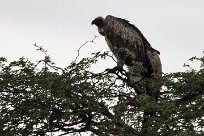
91 20 96 25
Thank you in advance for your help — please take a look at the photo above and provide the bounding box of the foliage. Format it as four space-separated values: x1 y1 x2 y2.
0 45 204 136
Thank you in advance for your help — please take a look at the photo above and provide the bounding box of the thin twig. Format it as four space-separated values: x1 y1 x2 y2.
107 53 117 63
34 43 48 56
74 35 100 63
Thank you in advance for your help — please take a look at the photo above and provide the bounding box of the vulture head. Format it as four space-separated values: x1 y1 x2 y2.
91 16 105 36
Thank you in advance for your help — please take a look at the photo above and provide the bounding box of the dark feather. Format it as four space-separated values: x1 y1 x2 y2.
104 15 162 76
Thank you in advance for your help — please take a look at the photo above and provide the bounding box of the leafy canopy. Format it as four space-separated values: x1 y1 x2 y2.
0 43 204 136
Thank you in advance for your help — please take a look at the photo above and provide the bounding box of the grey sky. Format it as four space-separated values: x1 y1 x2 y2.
0 0 204 73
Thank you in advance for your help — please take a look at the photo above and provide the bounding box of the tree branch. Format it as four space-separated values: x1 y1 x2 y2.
74 35 100 63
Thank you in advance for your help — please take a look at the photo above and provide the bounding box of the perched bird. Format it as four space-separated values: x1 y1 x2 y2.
92 15 162 98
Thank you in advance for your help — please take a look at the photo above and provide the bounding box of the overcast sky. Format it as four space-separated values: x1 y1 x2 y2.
0 0 204 73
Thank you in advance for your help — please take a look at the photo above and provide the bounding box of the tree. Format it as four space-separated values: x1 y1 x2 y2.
0 41 204 136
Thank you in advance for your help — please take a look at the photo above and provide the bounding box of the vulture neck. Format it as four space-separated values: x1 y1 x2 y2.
98 27 105 36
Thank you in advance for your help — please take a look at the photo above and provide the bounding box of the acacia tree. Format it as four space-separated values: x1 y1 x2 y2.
0 42 204 136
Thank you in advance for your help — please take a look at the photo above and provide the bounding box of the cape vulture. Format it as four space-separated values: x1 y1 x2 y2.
92 15 162 97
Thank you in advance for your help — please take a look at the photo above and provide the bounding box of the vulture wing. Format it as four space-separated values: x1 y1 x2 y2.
104 15 161 76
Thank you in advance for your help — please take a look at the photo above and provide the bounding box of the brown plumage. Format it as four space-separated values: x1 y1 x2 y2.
92 15 162 98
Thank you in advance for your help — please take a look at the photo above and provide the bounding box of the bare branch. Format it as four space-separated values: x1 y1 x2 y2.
74 35 100 63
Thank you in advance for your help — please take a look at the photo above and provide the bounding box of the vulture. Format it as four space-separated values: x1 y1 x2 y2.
92 15 162 97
